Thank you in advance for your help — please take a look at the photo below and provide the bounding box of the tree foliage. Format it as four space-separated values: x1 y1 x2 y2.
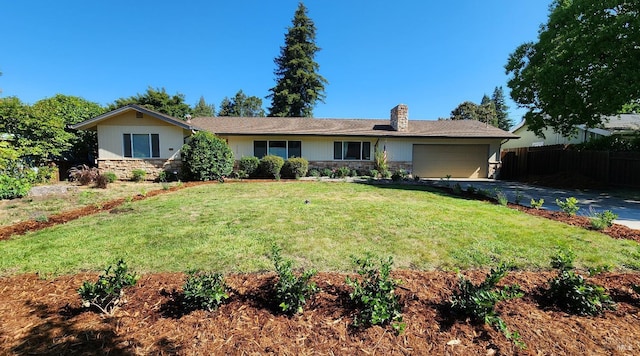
192 96 215 117
491 86 512 130
450 99 497 126
110 87 191 118
267 2 327 117
181 131 234 181
506 0 640 137
218 90 265 117
0 95 103 164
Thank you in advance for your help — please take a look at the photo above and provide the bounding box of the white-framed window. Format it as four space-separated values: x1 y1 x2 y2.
123 133 160 158
333 141 371 160
253 140 302 159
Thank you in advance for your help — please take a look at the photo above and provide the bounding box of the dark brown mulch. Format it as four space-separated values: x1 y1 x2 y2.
2 270 640 355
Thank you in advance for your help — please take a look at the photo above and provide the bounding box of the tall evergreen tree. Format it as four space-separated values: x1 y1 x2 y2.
110 87 191 119
478 95 498 127
267 2 327 117
491 86 512 130
218 90 265 117
192 96 215 117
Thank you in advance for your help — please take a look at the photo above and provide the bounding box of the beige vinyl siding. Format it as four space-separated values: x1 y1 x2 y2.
502 124 588 149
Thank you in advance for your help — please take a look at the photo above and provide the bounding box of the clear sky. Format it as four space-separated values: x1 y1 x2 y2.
1 1 551 123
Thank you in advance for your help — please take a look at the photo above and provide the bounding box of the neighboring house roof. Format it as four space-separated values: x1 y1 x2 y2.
190 117 518 139
70 104 197 131
511 114 640 135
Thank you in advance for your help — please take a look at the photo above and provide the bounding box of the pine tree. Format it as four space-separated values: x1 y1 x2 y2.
267 2 327 117
491 86 512 131
218 90 265 117
479 94 498 127
192 96 215 117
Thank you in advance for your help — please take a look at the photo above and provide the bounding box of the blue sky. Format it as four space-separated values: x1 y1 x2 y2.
1 1 551 123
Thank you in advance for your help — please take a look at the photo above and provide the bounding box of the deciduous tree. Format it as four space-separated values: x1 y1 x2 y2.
505 0 640 137
267 2 327 117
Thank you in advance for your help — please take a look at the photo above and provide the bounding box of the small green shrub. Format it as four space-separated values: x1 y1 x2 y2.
68 164 99 185
259 155 284 179
34 214 48 222
282 157 309 179
102 171 117 183
130 169 146 182
77 259 139 315
308 168 320 177
0 175 31 199
271 245 319 315
391 169 408 182
466 185 477 194
556 197 579 216
239 156 260 178
346 254 404 333
452 182 463 195
545 250 615 316
181 131 234 182
349 169 358 177
450 263 524 348
514 189 523 205
320 168 332 177
589 209 618 230
495 190 508 206
182 270 229 311
333 166 351 178
530 198 544 209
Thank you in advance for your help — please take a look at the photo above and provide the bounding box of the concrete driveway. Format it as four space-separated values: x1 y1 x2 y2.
428 179 640 230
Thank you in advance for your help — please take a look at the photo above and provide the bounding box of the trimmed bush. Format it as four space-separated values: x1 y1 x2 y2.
182 270 229 311
239 156 260 178
320 168 332 177
333 166 351 178
77 259 139 315
102 171 118 183
282 157 309 179
259 155 284 179
181 131 234 181
271 245 319 315
131 169 147 182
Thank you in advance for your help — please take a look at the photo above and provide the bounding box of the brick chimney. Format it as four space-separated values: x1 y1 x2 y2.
390 104 408 132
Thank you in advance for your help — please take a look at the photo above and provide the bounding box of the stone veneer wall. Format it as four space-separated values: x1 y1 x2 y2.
390 104 409 132
307 161 412 174
99 159 182 181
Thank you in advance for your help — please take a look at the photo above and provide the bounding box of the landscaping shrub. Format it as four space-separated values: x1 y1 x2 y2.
131 169 147 182
181 131 234 181
452 182 463 195
282 157 309 179
544 250 615 316
68 164 99 185
391 169 408 182
77 259 139 315
589 209 618 230
102 171 117 183
308 168 320 177
374 148 389 177
333 166 351 178
514 189 523 205
259 155 284 179
368 169 379 178
346 254 404 333
239 156 260 178
271 245 319 315
0 175 30 199
182 270 229 312
530 198 544 209
450 263 524 348
95 174 110 189
495 190 508 206
320 168 332 177
556 197 579 216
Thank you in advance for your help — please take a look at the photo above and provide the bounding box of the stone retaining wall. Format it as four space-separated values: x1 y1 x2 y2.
99 159 182 181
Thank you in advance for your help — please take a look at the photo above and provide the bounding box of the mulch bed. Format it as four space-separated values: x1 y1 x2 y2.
2 270 640 355
2 179 640 354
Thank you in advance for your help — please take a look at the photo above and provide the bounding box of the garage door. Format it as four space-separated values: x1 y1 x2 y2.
412 144 488 178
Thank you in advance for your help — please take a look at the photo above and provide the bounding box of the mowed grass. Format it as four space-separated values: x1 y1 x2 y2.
1 181 639 276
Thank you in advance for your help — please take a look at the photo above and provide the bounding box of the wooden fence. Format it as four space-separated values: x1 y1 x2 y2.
500 145 640 188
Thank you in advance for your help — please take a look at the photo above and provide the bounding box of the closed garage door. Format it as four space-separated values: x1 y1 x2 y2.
412 144 488 178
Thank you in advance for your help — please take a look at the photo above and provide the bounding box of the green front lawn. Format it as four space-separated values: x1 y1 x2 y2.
1 181 638 276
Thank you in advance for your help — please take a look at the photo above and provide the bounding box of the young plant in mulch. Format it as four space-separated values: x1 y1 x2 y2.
543 249 616 316
77 259 139 315
588 208 618 231
450 263 525 348
346 254 405 333
271 245 319 315
182 270 229 312
556 197 580 216
530 198 544 210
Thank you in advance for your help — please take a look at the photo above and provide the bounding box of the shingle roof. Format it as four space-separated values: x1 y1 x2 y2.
190 117 518 139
